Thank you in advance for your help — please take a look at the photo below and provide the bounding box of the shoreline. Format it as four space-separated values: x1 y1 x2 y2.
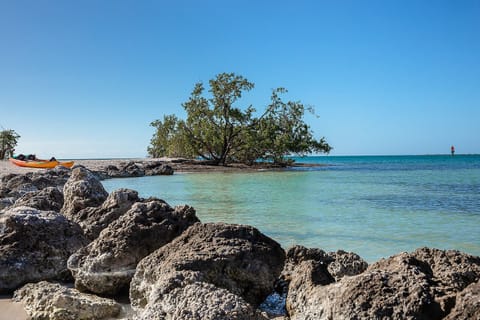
0 158 325 178
1 159 479 319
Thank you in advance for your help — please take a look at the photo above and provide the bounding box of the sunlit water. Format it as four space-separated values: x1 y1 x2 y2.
102 155 480 262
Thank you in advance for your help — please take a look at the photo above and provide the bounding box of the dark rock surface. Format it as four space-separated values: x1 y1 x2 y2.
73 188 140 240
286 247 480 320
61 166 108 219
13 186 64 211
94 161 174 178
0 206 88 293
68 199 199 295
143 161 174 176
13 281 122 320
130 223 285 319
444 280 480 320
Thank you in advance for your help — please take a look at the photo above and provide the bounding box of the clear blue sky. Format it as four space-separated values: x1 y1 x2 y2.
1 0 479 158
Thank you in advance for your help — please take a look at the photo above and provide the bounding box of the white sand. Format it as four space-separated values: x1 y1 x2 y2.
0 296 28 320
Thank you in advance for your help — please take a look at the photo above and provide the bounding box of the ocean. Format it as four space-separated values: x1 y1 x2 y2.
102 155 480 262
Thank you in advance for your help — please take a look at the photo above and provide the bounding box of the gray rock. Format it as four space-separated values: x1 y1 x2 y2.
13 281 121 320
0 197 15 211
4 174 33 190
68 199 199 295
120 161 145 177
130 223 285 320
13 186 64 212
286 247 480 320
104 161 145 178
73 188 140 240
445 280 480 320
144 161 174 176
61 166 108 219
282 245 367 287
29 166 71 189
0 206 88 293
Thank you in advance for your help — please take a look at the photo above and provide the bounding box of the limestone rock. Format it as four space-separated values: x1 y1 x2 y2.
283 245 368 283
0 206 88 292
4 174 34 191
0 197 15 211
120 161 145 177
130 223 285 319
444 280 480 320
105 161 145 178
13 186 64 212
61 166 108 219
286 247 480 320
68 199 199 295
73 188 140 240
0 168 71 201
13 281 121 320
28 166 71 189
144 161 174 176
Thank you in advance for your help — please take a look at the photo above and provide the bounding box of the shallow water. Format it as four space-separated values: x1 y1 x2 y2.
102 155 480 262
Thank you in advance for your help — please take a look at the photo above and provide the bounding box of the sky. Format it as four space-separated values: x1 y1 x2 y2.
1 0 479 158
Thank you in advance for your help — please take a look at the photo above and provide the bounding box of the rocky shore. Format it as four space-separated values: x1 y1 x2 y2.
0 164 479 319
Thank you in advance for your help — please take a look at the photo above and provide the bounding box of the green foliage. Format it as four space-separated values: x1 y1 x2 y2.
147 115 194 158
181 73 255 165
148 73 331 165
0 129 20 160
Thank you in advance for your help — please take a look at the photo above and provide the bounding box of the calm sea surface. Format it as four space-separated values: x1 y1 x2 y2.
102 155 480 262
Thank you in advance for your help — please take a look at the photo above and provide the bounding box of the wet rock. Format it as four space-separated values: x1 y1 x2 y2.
61 166 108 219
0 206 88 293
130 223 285 319
13 281 121 320
286 247 480 320
68 199 199 295
121 161 145 177
73 188 140 240
144 161 174 176
105 161 145 178
13 187 64 212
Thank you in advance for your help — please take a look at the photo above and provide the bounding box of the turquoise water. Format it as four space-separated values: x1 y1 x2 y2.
102 155 480 262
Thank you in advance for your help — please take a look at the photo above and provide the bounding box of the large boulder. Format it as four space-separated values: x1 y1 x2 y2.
286 247 480 320
130 223 286 320
2 174 38 198
104 161 145 178
144 161 174 176
13 281 121 320
0 168 71 213
68 199 199 295
73 188 140 240
61 166 108 219
28 166 71 190
13 186 64 212
0 206 88 293
283 245 368 319
444 280 480 320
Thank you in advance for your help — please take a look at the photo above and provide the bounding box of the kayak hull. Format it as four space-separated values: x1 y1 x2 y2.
9 158 74 169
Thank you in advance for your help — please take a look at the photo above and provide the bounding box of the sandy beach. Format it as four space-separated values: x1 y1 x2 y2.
0 158 301 179
0 296 28 320
0 158 146 177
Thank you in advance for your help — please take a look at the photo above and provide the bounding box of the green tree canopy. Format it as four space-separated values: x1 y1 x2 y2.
0 129 20 160
148 72 331 165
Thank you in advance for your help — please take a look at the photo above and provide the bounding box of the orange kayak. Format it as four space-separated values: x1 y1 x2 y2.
9 158 74 169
